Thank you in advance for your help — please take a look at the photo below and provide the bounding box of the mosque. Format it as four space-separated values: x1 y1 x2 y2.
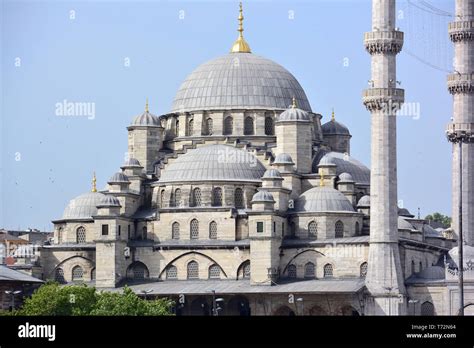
40 1 474 315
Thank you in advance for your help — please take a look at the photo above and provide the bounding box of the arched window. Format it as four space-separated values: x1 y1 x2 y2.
308 221 317 238
360 262 368 278
72 266 84 281
190 219 199 239
142 226 147 240
224 116 233 135
419 261 423 273
421 301 435 316
172 222 180 240
265 116 274 135
244 116 254 135
174 188 182 207
160 189 166 208
208 264 220 279
91 268 96 281
188 119 194 136
335 221 344 238
76 227 86 244
209 221 217 239
129 262 149 279
175 120 180 136
191 188 202 207
411 260 416 274
234 188 244 209
212 187 223 206
57 227 62 244
304 262 315 278
187 261 199 279
287 264 297 278
166 266 178 280
206 118 213 135
323 264 334 278
355 221 360 235
55 268 65 284
243 263 251 279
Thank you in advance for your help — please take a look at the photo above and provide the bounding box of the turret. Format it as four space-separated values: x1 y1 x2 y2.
321 109 352 154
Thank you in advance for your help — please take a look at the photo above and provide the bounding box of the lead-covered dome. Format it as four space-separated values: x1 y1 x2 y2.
159 144 266 183
313 151 370 185
62 192 106 220
171 53 312 113
294 187 355 213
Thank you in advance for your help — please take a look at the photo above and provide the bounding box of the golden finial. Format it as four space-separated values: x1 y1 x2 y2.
291 97 297 109
331 108 335 121
91 172 97 192
320 171 325 187
145 98 149 113
230 2 252 53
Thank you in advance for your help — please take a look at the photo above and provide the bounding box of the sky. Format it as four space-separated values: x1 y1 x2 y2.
1 0 454 231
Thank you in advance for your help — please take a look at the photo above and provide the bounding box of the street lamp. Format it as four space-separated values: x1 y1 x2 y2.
140 289 153 301
5 290 22 311
446 125 474 316
210 290 224 316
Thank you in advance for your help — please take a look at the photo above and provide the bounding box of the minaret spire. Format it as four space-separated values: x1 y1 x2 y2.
230 2 251 53
145 98 149 113
331 108 335 121
362 0 406 315
91 172 97 192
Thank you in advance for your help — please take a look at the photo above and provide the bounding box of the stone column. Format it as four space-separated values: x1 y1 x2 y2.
362 0 406 315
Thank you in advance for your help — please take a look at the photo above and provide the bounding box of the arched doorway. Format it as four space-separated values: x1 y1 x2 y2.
274 305 295 316
189 297 210 316
226 296 251 316
308 305 327 316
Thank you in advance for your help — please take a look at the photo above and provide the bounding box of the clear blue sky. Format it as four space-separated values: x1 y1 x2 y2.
1 0 453 230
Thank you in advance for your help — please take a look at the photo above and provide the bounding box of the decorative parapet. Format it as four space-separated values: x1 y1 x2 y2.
448 20 474 42
446 122 474 143
362 88 405 112
447 73 474 94
364 30 404 55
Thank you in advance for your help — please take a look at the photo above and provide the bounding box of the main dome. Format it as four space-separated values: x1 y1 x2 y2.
159 144 266 183
171 53 312 113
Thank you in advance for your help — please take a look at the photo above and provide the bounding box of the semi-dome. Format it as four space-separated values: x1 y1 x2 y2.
262 169 282 179
122 158 142 168
251 190 275 203
273 153 294 165
62 192 106 220
108 172 130 184
357 195 370 207
294 187 355 213
277 102 310 122
159 144 266 183
171 53 312 113
313 151 370 185
97 195 121 208
338 172 354 182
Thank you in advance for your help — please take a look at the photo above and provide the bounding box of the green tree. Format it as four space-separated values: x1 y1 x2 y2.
425 212 452 228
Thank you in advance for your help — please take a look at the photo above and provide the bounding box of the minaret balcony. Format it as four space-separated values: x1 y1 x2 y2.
447 73 474 94
446 122 474 143
364 30 404 55
449 21 474 42
362 88 404 112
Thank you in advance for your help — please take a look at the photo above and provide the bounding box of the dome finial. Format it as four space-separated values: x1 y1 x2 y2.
292 96 297 109
91 172 97 192
319 171 325 187
230 2 251 53
331 108 335 121
145 98 149 113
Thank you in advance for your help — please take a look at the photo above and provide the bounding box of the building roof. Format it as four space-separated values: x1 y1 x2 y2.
313 151 370 185
321 119 351 135
398 217 415 230
0 265 44 283
294 186 355 213
108 172 130 184
111 278 365 295
131 110 161 127
62 192 106 220
357 195 370 207
277 105 310 122
171 53 312 113
159 144 266 183
97 195 121 208
251 190 275 203
0 232 28 243
273 153 294 165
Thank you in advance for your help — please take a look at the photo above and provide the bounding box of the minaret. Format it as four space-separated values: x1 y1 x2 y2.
362 0 406 315
447 0 474 247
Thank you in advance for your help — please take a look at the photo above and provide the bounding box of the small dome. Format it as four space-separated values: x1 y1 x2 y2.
357 195 370 207
321 119 350 136
108 172 130 184
97 195 121 208
131 110 161 127
277 106 310 122
159 145 266 183
338 172 354 182
62 192 106 220
318 156 336 166
423 224 443 238
398 217 415 230
294 187 355 213
313 151 370 185
122 158 142 168
273 153 294 165
398 207 414 217
262 169 282 179
251 190 275 203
